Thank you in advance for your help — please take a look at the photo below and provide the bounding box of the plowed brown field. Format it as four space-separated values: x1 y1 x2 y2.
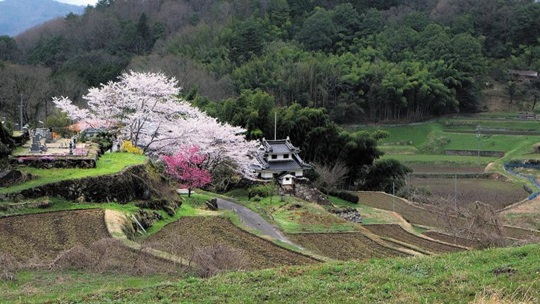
0 209 110 262
364 224 465 254
145 217 318 270
287 232 409 260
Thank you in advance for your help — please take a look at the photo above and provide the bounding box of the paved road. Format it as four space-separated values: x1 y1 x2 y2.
216 198 292 244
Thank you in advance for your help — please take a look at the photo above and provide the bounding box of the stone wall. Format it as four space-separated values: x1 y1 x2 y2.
445 150 505 157
0 164 177 204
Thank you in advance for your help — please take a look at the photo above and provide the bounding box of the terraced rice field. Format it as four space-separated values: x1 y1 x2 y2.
0 209 110 262
145 217 318 270
407 177 526 210
0 209 180 274
287 232 409 260
364 224 465 254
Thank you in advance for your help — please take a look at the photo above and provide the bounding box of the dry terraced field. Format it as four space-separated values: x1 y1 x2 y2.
407 177 526 210
145 216 318 270
0 209 110 262
422 231 480 249
287 232 409 260
364 224 465 254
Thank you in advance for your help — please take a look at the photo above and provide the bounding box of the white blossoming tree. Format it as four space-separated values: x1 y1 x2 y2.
52 71 258 176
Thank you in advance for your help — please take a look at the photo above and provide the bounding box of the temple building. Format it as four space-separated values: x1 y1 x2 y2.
254 137 311 184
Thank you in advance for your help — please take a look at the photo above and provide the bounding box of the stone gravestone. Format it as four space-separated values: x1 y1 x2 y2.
35 128 52 143
29 133 42 153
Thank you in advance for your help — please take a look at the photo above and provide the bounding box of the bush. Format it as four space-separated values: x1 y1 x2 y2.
248 184 274 200
121 140 144 155
326 189 359 203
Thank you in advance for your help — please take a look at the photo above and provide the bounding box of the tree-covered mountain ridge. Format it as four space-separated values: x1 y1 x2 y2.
1 0 540 130
0 0 84 36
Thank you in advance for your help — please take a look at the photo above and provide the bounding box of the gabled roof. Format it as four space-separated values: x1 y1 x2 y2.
255 137 311 173
261 137 300 154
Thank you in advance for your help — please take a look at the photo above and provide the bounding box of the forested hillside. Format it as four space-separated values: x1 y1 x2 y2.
1 0 539 188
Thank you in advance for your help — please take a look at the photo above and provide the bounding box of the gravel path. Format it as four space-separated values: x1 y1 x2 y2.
216 198 292 244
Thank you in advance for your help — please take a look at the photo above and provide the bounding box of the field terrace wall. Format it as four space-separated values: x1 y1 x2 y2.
357 191 540 240
445 150 505 157
9 155 98 168
0 164 160 203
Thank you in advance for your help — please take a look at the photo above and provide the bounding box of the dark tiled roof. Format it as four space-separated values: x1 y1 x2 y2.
266 160 303 171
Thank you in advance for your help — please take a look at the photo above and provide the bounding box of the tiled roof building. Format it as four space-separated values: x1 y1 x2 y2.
254 137 310 180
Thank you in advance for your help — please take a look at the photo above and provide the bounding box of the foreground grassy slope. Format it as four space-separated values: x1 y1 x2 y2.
6 244 536 303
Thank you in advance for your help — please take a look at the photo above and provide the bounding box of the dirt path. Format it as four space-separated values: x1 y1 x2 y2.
216 198 292 244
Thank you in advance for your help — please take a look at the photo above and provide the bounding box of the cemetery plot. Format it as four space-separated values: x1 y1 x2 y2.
364 224 465 254
145 216 318 270
287 232 409 260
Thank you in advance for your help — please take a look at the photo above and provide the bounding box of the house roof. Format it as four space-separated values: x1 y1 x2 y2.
261 137 300 154
265 160 304 171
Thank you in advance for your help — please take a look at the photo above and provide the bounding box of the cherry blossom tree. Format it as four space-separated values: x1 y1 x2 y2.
162 145 212 196
52 71 258 176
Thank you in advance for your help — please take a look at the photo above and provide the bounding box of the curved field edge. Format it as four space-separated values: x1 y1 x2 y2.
144 216 319 270
37 244 540 304
0 153 148 194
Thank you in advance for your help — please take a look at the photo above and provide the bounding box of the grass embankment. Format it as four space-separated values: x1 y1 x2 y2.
0 153 148 194
3 244 538 303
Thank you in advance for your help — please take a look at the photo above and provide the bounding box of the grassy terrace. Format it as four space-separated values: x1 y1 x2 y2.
0 153 147 194
349 117 540 168
2 244 538 303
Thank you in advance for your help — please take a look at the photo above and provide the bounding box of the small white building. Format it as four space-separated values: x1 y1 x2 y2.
254 137 311 182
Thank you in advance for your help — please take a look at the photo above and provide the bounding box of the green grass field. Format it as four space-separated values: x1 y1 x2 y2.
2 244 538 303
0 153 147 194
355 117 540 170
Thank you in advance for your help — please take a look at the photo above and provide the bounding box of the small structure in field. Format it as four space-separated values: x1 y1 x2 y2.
254 137 310 184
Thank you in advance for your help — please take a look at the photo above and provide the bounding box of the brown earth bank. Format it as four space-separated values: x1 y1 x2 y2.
364 224 466 254
287 232 409 260
144 216 318 270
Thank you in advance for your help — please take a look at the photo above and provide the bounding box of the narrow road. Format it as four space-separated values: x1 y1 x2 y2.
216 198 292 244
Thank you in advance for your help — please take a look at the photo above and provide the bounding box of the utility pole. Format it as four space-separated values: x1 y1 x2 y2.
476 125 481 164
274 112 277 140
19 94 24 131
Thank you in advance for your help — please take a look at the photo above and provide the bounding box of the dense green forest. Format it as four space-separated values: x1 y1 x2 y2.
1 0 540 189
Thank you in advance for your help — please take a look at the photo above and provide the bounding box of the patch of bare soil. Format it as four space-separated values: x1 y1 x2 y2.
287 232 409 261
145 217 318 270
410 165 485 174
364 224 465 254
407 177 526 210
0 209 110 263
423 231 480 249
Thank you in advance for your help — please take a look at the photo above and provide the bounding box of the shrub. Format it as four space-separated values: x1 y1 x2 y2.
327 189 359 203
121 140 144 155
248 184 274 199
